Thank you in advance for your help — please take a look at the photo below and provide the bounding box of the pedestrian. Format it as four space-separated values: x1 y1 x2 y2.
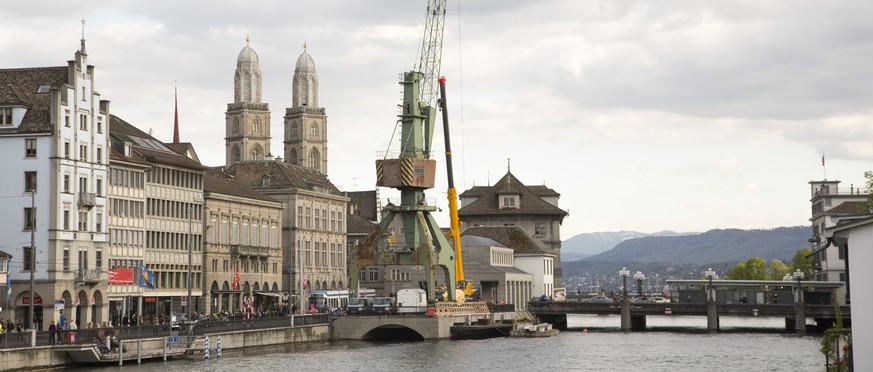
48 321 56 344
59 310 66 329
17 322 22 332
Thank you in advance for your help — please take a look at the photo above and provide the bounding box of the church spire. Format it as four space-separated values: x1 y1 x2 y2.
173 83 180 144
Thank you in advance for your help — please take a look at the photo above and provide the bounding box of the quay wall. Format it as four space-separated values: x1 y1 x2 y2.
0 324 330 371
205 324 330 350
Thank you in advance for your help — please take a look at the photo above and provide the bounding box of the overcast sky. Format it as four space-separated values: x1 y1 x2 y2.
4 1 873 237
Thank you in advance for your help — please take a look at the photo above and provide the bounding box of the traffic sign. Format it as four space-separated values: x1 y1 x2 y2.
115 301 122 310
282 291 289 301
181 296 187 306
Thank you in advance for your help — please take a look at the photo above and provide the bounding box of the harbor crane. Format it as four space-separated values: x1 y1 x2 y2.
349 0 475 303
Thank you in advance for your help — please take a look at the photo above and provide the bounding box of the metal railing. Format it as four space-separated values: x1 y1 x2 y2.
78 192 96 208
0 314 330 349
75 268 101 283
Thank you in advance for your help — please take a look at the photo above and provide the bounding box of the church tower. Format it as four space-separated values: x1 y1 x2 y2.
284 42 328 173
226 37 271 167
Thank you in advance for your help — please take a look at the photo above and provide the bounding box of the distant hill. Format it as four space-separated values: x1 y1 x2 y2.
561 230 691 261
580 226 810 265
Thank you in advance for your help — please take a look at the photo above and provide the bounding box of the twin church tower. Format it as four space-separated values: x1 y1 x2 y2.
225 38 327 173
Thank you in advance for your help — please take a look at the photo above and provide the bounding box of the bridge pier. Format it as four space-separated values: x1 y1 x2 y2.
620 299 631 331
790 303 807 334
706 300 719 333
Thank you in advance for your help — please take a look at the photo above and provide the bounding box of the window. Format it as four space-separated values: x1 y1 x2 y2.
0 108 11 125
64 142 70 159
96 250 102 270
63 209 70 230
233 118 240 134
78 249 88 270
310 123 318 138
79 144 88 161
79 113 88 131
78 210 88 231
97 119 102 133
309 150 319 171
501 195 518 209
253 117 261 133
63 248 70 270
96 147 102 163
79 177 88 193
25 139 36 157
23 246 33 271
535 223 546 236
96 179 102 196
24 207 36 230
65 114 70 127
24 171 37 192
96 212 102 232
63 175 70 193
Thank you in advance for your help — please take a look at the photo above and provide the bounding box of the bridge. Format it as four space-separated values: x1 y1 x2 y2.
531 279 848 333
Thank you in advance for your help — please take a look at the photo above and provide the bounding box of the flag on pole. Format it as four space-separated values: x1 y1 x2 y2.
232 264 240 291
822 154 825 166
138 263 155 289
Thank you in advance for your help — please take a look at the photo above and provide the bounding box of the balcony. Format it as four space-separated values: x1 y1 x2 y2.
78 192 96 209
231 245 271 258
75 268 101 285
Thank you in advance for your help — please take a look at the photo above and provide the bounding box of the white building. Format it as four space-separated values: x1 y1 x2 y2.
808 180 866 304
825 216 873 371
0 39 110 329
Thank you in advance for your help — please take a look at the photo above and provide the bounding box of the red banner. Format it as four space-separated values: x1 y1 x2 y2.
108 268 135 284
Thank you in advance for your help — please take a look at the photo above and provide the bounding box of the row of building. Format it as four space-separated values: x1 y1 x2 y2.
0 36 569 329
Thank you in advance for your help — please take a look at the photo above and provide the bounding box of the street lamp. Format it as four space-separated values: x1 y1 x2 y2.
634 271 645 297
619 267 630 299
793 269 805 303
704 268 716 301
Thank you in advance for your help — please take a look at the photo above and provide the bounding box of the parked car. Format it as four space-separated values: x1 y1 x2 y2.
582 296 614 303
346 297 371 315
651 296 670 303
633 296 653 303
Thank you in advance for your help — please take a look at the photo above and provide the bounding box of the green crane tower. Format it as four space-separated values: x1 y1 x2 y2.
348 0 455 304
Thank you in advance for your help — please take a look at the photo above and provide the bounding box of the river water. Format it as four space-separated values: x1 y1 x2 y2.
82 316 825 372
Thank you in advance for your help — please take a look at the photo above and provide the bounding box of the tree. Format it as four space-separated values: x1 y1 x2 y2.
726 262 746 280
744 257 768 280
726 257 768 280
789 247 814 278
769 259 790 280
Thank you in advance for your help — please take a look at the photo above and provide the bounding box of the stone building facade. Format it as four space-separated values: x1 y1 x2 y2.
106 144 149 324
220 160 347 312
226 38 271 167
110 116 205 320
284 43 328 174
0 39 110 329
202 174 284 315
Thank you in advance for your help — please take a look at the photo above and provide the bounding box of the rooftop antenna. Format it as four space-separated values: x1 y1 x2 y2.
80 18 87 53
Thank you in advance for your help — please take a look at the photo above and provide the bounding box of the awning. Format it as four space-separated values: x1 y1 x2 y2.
254 291 282 298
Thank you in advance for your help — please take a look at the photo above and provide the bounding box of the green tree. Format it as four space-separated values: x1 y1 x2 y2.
788 247 814 278
769 259 790 280
726 262 746 280
744 257 768 280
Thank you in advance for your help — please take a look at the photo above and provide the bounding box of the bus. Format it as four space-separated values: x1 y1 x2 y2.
308 288 377 312
308 290 350 311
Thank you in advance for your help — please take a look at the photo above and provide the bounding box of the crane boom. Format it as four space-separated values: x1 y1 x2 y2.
438 76 468 294
417 0 447 108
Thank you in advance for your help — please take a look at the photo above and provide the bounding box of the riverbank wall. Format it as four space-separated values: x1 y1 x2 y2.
0 324 330 371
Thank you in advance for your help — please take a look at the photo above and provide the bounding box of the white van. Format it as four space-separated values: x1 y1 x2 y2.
396 288 427 313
